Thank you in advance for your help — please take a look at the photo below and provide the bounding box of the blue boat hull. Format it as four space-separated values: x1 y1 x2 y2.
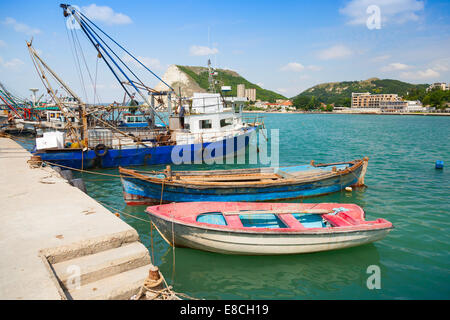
120 161 365 205
34 127 256 169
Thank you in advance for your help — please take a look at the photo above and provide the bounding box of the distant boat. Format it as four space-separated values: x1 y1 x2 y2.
119 157 369 205
146 201 393 255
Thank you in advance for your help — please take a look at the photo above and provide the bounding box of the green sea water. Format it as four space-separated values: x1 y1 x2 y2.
66 114 449 299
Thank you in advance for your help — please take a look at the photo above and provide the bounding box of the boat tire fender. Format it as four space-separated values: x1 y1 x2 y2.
94 144 108 157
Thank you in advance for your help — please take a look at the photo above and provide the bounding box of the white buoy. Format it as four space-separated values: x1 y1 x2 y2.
345 187 353 192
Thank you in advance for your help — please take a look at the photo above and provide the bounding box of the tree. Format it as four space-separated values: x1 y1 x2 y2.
422 89 450 109
293 95 311 110
307 96 321 110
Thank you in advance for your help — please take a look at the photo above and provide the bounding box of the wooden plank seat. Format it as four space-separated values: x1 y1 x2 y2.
278 214 306 229
323 215 353 227
224 215 244 228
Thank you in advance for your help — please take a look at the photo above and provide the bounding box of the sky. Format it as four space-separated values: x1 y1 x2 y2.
0 0 449 102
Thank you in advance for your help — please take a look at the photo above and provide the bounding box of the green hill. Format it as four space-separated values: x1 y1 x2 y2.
292 78 429 107
176 65 286 102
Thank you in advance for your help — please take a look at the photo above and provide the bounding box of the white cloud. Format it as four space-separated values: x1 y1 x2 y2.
281 62 304 72
400 68 440 80
276 88 288 93
372 54 391 62
340 0 425 26
3 17 41 35
82 4 132 25
0 57 24 69
317 45 353 60
281 62 322 72
306 65 322 71
381 62 411 72
189 45 219 56
138 57 162 70
431 58 450 72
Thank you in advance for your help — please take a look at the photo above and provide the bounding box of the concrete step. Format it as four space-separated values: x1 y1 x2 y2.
53 242 150 289
67 264 153 300
43 230 141 265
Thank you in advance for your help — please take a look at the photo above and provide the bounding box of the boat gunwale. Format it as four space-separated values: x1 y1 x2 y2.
146 207 393 236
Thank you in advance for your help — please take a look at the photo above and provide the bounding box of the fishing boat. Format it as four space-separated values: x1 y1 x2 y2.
146 202 393 255
119 157 369 205
29 5 260 169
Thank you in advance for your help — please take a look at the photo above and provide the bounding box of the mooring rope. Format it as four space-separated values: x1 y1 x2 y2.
94 198 197 300
95 199 151 223
43 161 122 177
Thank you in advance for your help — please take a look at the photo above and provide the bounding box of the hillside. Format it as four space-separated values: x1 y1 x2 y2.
154 65 286 102
292 78 429 106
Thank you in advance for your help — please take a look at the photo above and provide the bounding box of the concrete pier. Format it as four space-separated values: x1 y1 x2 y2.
0 138 155 300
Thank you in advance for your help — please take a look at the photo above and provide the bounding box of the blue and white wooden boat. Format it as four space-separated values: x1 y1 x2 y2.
119 157 369 205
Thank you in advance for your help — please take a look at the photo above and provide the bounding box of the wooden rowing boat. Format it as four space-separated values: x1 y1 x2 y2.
146 201 393 255
119 157 369 205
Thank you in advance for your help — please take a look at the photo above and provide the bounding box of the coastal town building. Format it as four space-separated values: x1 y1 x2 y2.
426 82 449 92
237 84 256 101
351 92 428 113
237 84 245 98
351 92 401 108
244 88 257 102
263 100 294 111
405 100 426 112
254 101 269 109
379 101 408 112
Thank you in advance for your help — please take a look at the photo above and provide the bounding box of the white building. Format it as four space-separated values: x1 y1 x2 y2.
405 100 426 112
426 83 449 92
244 88 256 101
237 84 245 98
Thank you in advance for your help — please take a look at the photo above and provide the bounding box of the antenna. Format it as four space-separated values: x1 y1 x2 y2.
207 59 216 93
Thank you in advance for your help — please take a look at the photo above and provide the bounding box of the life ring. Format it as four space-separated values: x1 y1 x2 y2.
94 144 108 157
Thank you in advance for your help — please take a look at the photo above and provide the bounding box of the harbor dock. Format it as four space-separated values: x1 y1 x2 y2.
0 137 156 300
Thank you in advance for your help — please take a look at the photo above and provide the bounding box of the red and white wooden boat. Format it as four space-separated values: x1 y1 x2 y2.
146 202 393 255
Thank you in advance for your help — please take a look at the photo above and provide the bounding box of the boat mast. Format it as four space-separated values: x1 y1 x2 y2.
27 41 88 145
27 41 83 144
60 4 170 129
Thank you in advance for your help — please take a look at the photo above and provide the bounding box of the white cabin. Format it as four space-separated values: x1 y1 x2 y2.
172 93 250 145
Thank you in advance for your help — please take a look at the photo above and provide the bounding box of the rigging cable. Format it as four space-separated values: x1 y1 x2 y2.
72 26 103 104
70 28 89 103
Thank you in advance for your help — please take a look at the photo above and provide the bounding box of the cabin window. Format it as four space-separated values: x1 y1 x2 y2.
127 116 135 123
200 119 212 129
220 118 233 127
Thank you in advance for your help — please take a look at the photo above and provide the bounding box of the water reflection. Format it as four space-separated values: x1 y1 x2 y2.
157 241 382 299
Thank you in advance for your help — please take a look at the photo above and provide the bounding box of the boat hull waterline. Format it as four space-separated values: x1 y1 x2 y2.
120 158 368 205
34 127 256 169
146 202 393 255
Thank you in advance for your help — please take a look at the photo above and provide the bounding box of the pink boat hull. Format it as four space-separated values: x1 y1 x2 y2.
146 202 393 255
